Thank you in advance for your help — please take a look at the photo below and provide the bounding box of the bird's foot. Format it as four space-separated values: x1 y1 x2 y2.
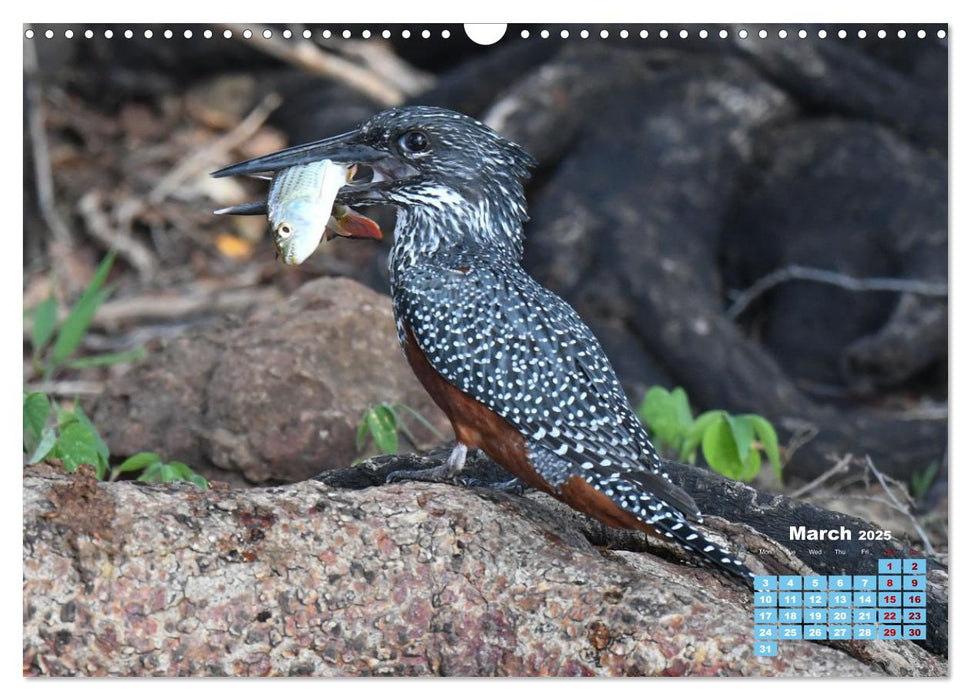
386 443 467 485
456 476 526 495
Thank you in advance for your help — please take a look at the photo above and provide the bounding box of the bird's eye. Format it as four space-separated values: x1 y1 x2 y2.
398 130 430 155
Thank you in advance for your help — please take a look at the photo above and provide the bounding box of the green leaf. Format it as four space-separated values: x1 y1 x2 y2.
681 410 724 463
137 462 164 482
701 416 745 480
638 387 692 453
114 452 161 475
49 288 110 370
51 421 103 473
72 401 109 463
54 403 79 429
725 414 754 465
746 414 782 483
66 346 146 370
366 404 398 454
27 428 58 464
355 413 370 452
737 449 763 483
23 392 51 450
31 296 59 356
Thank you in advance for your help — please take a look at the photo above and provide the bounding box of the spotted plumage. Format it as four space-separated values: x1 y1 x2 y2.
213 105 753 580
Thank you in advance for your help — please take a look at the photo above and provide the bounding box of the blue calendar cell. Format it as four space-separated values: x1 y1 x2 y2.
804 609 826 624
804 625 828 640
904 559 926 574
754 575 777 590
755 609 777 623
854 591 876 607
754 641 778 657
904 575 926 591
879 592 901 607
779 575 801 590
755 592 777 607
803 575 827 590
904 609 925 624
779 625 802 640
904 625 926 640
879 559 902 574
779 608 802 624
755 625 778 640
804 592 827 607
880 609 901 624
904 592 925 607
828 609 851 624
829 625 852 640
828 591 852 607
779 591 803 607
829 575 852 590
853 625 878 640
879 575 902 590
855 609 877 623
880 625 902 640
853 575 876 590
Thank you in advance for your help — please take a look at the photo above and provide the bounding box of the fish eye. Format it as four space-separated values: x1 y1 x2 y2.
277 223 293 239
398 130 430 155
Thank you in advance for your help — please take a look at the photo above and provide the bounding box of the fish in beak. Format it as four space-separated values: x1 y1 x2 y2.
212 129 411 264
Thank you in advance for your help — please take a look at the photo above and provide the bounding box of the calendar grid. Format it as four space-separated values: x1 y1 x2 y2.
753 559 926 656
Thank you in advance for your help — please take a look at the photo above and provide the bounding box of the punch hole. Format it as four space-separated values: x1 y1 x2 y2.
799 29 807 38
838 29 847 38
242 29 252 39
520 29 529 38
600 29 609 38
917 29 926 38
699 30 708 38
561 30 569 39
223 29 232 39
582 29 590 39
283 29 292 39
738 29 748 39
818 29 827 38
898 30 906 38
421 29 430 38
442 29 450 38
938 29 946 38
719 29 728 38
263 29 272 39
877 29 886 38
759 29 767 38
640 30 648 38
382 29 391 38
362 30 371 38
44 29 53 38
25 29 34 39
540 29 549 39
620 29 629 39
402 29 411 38
342 29 351 39
65 29 74 39
125 29 133 38
85 29 94 38
778 29 787 39
163 29 172 39
184 30 192 39
659 29 668 38
679 29 688 39
464 24 506 46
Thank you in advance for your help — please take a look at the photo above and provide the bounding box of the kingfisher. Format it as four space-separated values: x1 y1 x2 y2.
213 106 753 580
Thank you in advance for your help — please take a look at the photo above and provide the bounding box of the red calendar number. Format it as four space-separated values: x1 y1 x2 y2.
882 611 897 621
911 562 920 571
907 594 923 605
886 578 894 586
908 611 923 621
883 628 897 637
884 594 898 604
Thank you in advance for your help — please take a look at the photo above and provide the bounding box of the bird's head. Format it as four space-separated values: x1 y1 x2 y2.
214 106 537 260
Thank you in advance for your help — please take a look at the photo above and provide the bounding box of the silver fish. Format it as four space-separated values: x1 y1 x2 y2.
267 159 351 265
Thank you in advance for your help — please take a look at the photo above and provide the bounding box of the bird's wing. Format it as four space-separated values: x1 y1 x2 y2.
395 258 701 519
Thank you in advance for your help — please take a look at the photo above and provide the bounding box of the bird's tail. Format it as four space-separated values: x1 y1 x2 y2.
647 507 755 581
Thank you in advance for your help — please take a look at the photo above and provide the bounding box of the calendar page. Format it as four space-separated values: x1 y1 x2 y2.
22 17 948 678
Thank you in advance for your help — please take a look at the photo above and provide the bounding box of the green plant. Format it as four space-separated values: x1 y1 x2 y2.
637 386 783 484
356 402 445 456
26 252 145 380
23 391 207 488
910 461 939 500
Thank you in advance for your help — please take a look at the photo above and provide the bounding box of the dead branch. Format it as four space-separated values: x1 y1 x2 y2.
335 38 436 96
789 453 853 499
24 35 72 246
864 455 936 556
726 264 948 320
77 191 157 277
217 24 405 106
148 92 283 205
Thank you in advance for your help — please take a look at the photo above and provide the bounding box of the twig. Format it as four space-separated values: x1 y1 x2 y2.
864 455 936 555
90 285 281 330
148 91 283 205
25 380 106 397
217 24 404 106
726 264 948 319
77 191 157 277
335 38 435 96
24 35 72 245
789 452 853 499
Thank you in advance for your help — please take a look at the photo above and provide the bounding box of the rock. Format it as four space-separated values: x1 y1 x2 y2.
93 277 450 485
24 464 945 676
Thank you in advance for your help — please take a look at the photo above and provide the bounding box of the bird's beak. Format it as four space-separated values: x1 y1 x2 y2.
212 129 405 241
211 130 385 179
